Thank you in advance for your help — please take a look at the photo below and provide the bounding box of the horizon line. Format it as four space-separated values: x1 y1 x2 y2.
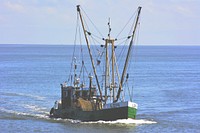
0 43 200 46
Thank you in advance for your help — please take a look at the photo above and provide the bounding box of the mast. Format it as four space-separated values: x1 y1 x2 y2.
105 38 115 103
105 18 116 103
111 39 115 102
105 18 111 103
105 39 109 102
115 6 142 102
108 19 116 102
77 5 103 101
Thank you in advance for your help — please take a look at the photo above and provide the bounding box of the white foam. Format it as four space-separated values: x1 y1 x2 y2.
82 119 157 125
23 104 49 114
53 118 81 123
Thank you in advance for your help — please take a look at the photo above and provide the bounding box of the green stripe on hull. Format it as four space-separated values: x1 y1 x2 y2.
128 107 137 119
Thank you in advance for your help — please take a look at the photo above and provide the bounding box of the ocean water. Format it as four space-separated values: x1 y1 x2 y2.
0 44 200 133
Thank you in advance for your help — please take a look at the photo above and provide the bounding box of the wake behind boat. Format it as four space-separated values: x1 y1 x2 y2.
50 5 142 122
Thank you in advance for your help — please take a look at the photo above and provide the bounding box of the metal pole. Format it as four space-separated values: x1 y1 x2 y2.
77 5 103 101
115 6 142 102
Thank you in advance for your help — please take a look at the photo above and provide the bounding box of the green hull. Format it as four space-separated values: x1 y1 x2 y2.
52 106 137 122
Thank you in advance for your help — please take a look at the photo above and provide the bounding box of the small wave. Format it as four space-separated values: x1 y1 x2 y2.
0 107 50 120
1 92 45 101
23 104 49 114
82 119 157 125
0 107 33 117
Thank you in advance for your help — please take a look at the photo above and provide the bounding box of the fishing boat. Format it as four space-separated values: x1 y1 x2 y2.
50 5 142 122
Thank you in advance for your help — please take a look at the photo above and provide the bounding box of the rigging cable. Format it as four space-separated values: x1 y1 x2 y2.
80 6 104 39
80 7 105 64
126 15 141 101
115 10 137 40
68 12 79 85
127 14 141 76
116 9 139 88
89 36 102 75
79 24 85 84
81 14 99 66
115 38 129 72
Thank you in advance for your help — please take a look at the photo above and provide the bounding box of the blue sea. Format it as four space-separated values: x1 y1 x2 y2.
0 44 200 133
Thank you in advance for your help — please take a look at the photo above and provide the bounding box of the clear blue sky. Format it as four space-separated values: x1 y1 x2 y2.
0 0 199 45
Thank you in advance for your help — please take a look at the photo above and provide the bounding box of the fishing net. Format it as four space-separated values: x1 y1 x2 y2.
77 98 93 111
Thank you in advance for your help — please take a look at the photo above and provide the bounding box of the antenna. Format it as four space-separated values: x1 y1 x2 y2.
108 18 111 39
